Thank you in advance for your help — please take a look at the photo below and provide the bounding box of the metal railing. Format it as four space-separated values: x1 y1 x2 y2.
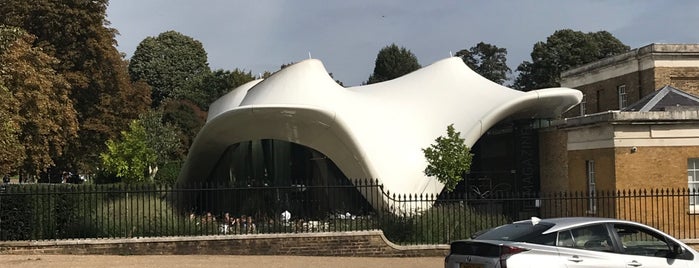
1 181 698 245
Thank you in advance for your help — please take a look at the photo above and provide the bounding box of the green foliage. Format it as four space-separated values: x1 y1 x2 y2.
422 124 473 192
180 69 255 110
161 99 207 159
87 190 207 238
513 29 629 91
456 42 511 85
101 120 156 183
139 111 180 168
0 186 34 240
0 184 209 240
381 204 509 244
366 43 421 84
129 31 210 107
0 184 82 240
153 161 182 186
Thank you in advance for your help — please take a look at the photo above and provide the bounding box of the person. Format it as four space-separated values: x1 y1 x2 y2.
246 216 256 233
61 171 69 183
2 174 9 184
220 213 232 234
281 210 291 225
240 215 247 231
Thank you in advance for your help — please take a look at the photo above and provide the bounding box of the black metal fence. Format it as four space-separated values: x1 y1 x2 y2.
1 181 698 245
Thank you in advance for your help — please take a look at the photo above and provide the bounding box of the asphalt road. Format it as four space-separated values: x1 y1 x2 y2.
0 255 444 268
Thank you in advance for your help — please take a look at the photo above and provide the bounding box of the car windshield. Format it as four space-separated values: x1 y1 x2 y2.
474 221 555 244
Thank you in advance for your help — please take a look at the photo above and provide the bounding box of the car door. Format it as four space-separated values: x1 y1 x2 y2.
556 224 625 268
612 224 693 268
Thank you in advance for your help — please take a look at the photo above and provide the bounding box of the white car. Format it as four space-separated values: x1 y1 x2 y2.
445 217 698 268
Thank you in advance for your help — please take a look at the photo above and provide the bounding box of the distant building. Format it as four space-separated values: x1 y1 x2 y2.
521 45 699 234
560 44 699 117
538 44 699 209
177 57 581 213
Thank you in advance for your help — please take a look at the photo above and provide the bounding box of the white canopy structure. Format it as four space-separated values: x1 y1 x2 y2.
178 57 582 210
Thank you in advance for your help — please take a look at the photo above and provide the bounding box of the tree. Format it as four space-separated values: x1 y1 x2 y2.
422 124 473 192
0 83 23 175
0 26 79 176
513 29 629 91
0 0 151 173
455 42 511 85
365 44 421 84
129 30 210 107
100 120 156 183
139 110 180 181
181 68 255 110
161 99 208 159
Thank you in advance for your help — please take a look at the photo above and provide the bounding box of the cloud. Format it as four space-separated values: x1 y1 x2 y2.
108 0 699 86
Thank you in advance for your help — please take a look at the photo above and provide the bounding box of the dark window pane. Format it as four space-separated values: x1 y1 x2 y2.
475 222 554 244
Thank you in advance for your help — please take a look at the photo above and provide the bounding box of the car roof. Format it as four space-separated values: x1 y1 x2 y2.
512 217 639 234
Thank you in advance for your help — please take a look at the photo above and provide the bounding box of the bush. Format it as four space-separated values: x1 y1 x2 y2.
0 183 213 240
380 203 509 245
0 184 83 240
0 185 35 240
153 161 181 186
84 192 210 238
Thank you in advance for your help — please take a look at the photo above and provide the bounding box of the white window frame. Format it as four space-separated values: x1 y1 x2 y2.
580 94 587 116
688 158 699 214
617 84 628 109
586 160 597 214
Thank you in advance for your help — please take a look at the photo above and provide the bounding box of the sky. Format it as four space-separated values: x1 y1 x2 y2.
107 0 699 87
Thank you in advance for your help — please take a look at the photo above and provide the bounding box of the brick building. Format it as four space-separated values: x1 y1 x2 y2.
560 44 699 118
535 44 699 222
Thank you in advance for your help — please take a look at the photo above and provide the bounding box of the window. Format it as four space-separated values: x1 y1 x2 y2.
614 224 670 257
615 224 694 260
558 224 613 252
579 94 587 116
618 84 628 109
474 221 556 245
586 160 596 213
688 159 699 213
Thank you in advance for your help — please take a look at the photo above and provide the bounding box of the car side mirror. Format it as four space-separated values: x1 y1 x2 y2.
672 243 685 256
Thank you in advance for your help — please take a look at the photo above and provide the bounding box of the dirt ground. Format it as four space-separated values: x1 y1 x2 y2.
0 255 444 268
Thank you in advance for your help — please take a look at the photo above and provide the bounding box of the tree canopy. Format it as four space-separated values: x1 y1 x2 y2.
0 80 23 176
129 30 210 107
139 111 180 181
455 42 511 85
0 0 151 173
100 111 181 183
422 124 473 192
0 26 79 176
181 68 256 110
101 120 156 183
513 29 629 91
161 99 208 160
365 44 421 84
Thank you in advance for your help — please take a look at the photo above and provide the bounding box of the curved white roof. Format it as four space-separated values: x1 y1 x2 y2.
178 57 582 208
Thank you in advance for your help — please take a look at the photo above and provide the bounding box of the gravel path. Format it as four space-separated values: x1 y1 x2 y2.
0 255 444 268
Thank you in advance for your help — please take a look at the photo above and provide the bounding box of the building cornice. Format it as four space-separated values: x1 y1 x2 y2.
561 44 699 88
560 110 699 129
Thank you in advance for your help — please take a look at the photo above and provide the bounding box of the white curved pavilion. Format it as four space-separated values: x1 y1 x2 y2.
178 57 582 210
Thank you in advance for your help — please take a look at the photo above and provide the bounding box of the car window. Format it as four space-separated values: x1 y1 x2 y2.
557 230 575 248
557 224 614 252
614 224 672 258
474 222 556 245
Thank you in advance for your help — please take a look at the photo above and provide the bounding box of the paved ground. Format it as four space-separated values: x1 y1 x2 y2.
0 255 444 268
